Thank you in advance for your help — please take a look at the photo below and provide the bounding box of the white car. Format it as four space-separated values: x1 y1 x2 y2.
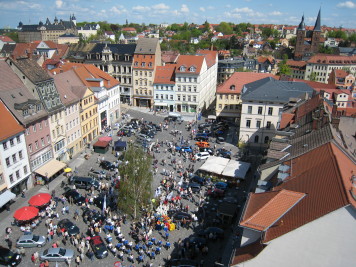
195 152 210 160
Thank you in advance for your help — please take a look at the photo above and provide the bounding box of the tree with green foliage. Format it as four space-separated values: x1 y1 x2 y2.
216 22 233 35
308 72 317 82
289 36 296 47
4 32 18 42
117 145 153 219
327 30 347 40
277 54 291 75
348 33 356 43
318 45 334 54
203 20 211 32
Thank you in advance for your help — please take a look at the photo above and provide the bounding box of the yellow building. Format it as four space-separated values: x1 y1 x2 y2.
79 88 99 146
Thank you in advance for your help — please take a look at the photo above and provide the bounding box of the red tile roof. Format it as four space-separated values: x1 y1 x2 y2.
231 240 266 266
153 65 175 84
122 27 136 32
11 41 69 61
308 54 356 64
0 35 14 43
279 113 295 130
240 190 306 231
176 55 204 75
0 100 25 141
257 56 275 64
196 49 217 68
50 62 119 89
333 69 348 78
286 60 307 68
216 72 277 94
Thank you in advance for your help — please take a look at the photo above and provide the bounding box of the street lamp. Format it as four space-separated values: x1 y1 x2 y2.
45 172 49 190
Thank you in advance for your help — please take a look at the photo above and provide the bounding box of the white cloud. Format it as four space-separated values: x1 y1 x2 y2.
56 0 63 8
132 6 151 12
269 11 282 16
234 7 254 13
224 11 242 19
337 1 356 8
199 7 206 12
111 5 127 15
207 6 214 10
181 4 189 13
152 3 170 10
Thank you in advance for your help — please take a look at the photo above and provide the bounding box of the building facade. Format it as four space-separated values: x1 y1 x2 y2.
218 58 257 84
153 65 176 112
132 38 162 108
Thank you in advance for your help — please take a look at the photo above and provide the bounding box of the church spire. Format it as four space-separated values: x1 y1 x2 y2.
314 9 321 31
297 14 305 31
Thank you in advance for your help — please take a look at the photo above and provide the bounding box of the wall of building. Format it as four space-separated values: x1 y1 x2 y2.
64 102 82 159
80 89 99 146
49 110 67 161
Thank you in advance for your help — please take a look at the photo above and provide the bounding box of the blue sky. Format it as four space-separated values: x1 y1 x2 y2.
0 0 356 29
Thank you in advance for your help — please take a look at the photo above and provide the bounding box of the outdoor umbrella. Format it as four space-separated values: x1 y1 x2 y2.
28 193 52 207
64 168 72 173
13 206 39 221
99 136 113 142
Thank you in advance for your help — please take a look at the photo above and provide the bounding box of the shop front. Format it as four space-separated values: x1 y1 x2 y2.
154 102 168 112
100 111 108 131
135 97 152 108
34 159 67 186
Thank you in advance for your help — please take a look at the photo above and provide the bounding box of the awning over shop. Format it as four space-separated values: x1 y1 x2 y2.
35 159 66 178
0 190 16 208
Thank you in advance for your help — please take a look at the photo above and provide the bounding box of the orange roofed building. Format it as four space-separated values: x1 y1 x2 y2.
232 140 356 266
153 65 176 112
215 72 277 124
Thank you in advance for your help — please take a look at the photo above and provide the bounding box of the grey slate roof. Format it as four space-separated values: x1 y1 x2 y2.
91 43 136 55
241 77 315 103
52 70 81 107
0 44 16 55
314 9 321 32
11 57 52 84
297 15 305 31
134 38 159 54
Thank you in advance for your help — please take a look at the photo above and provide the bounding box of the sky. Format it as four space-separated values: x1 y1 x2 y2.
0 0 356 29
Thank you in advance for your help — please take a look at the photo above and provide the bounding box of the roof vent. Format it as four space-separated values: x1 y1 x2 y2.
64 95 67 99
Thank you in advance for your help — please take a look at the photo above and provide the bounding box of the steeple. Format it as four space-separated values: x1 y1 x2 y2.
314 9 321 32
297 15 305 31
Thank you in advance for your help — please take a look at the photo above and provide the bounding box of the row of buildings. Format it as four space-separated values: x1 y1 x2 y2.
0 56 120 200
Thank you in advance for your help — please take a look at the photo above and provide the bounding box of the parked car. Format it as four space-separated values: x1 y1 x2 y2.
198 227 224 239
195 152 210 161
68 176 99 190
100 160 116 171
217 148 232 159
184 236 207 249
140 130 155 138
195 136 209 142
93 194 116 210
63 187 86 206
199 147 214 155
57 219 80 236
16 234 46 248
190 175 206 186
216 137 225 144
196 132 210 138
88 170 106 179
40 248 74 262
198 122 212 129
195 141 210 148
0 246 21 266
90 236 108 259
206 188 225 198
171 212 192 222
188 182 201 193
117 129 132 137
175 146 193 153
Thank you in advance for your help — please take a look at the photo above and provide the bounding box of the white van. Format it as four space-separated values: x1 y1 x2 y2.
136 133 152 143
168 112 183 122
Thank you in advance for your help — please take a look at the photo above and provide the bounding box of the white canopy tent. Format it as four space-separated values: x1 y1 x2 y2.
198 156 250 180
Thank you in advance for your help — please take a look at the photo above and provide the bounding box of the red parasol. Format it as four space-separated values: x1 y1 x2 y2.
28 193 52 207
13 206 39 221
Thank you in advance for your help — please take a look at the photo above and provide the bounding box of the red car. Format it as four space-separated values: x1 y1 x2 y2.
206 188 225 198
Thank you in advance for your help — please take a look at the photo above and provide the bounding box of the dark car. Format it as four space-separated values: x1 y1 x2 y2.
199 227 224 239
190 175 206 186
117 129 132 137
57 219 80 236
140 130 155 138
198 122 212 129
90 236 108 259
93 195 116 210
63 187 86 206
0 246 21 266
152 124 162 131
82 208 106 224
184 236 207 249
100 160 116 171
217 148 232 159
188 183 201 193
172 212 192 222
206 188 225 198
194 136 209 142
168 258 199 267
215 182 228 190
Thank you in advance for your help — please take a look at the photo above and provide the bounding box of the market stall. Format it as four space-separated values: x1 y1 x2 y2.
93 140 110 154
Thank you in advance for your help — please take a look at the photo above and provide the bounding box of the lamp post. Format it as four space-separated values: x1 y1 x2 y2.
45 172 49 190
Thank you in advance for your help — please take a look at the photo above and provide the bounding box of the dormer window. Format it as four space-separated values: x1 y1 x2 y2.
23 109 28 116
36 104 41 111
230 85 235 90
180 66 186 72
189 66 196 72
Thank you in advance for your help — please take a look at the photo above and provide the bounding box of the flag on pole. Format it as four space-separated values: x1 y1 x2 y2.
102 194 107 213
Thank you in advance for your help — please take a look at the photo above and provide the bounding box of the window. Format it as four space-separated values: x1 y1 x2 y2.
39 122 42 130
219 104 222 109
219 95 223 99
35 141 38 149
29 144 32 153
230 95 234 100
5 157 10 167
264 136 270 144
246 120 251 128
177 95 181 101
155 94 159 99
19 150 23 159
193 96 197 102
193 86 197 92
170 95 173 100
26 128 30 135
225 95 228 100
10 138 14 146
12 154 16 163
16 136 21 143
15 170 20 179
256 120 261 128
266 121 271 129
247 106 252 114
23 165 28 175
177 85 181 91
47 135 50 144
41 138 45 146
258 106 263 115
268 107 273 115
3 142 7 150
9 174 14 183
254 135 259 143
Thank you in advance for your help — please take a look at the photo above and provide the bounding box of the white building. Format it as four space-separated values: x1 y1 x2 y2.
77 24 100 40
175 50 217 113
239 78 314 146
153 65 176 112
0 101 31 195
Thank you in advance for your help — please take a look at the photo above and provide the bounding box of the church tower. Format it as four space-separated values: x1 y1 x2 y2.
294 15 306 59
311 9 321 54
